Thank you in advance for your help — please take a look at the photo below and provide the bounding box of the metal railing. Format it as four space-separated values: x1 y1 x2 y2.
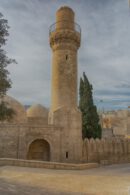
49 20 81 35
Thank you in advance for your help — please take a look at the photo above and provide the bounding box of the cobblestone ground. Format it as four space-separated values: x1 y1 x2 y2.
0 164 130 195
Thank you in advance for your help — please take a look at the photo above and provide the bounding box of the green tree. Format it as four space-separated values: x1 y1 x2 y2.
79 72 102 139
0 13 16 121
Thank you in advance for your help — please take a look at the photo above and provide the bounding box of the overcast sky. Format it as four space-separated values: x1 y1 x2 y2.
0 0 130 111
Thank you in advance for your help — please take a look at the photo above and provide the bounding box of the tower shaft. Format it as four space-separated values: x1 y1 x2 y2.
49 6 81 111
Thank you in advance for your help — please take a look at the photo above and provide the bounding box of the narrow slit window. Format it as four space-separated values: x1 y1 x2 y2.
66 55 68 60
66 152 68 159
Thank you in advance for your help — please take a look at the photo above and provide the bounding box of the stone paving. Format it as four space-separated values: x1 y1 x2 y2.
0 164 130 195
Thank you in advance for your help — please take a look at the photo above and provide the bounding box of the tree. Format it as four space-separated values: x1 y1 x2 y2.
79 72 102 139
0 13 16 121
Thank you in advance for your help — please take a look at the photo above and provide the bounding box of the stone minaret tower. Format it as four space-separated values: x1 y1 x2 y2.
49 6 82 163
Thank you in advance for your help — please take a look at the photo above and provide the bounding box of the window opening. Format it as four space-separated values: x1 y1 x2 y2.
66 152 68 159
66 55 68 60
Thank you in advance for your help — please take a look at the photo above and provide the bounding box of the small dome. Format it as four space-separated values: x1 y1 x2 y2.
0 95 27 123
27 104 48 118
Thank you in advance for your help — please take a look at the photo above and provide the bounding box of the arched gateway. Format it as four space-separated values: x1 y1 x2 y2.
27 139 50 161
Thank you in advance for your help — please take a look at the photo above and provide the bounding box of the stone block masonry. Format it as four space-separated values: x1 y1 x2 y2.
82 137 130 164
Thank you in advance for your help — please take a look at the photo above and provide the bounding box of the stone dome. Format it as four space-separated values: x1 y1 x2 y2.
0 95 27 123
27 104 48 118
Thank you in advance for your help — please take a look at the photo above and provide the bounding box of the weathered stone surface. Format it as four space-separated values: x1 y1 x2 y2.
101 110 130 137
49 6 82 163
82 137 130 164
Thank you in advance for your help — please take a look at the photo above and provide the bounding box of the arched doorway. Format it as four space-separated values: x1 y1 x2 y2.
27 139 50 161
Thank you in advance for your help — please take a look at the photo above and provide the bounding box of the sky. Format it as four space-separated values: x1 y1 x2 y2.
0 0 130 111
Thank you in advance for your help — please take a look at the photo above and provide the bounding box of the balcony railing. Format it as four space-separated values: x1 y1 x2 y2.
49 21 81 35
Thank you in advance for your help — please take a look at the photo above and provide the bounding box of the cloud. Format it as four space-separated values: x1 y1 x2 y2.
0 0 130 110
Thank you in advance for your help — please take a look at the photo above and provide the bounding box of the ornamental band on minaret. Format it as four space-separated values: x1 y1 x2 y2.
49 6 81 111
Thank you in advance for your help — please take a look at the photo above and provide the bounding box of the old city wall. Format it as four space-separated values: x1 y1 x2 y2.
82 137 130 164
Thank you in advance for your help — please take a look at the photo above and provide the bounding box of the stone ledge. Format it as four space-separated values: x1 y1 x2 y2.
0 158 99 170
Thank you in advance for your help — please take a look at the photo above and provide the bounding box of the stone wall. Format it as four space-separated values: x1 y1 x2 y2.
101 110 130 137
102 128 114 138
49 107 82 163
25 124 62 162
82 138 130 164
0 124 16 158
1 123 130 165
0 123 62 162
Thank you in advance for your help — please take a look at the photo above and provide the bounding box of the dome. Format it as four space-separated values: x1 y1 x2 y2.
0 95 27 123
27 104 48 118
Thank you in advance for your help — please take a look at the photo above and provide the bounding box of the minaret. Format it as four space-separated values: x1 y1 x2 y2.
49 6 81 112
49 6 82 163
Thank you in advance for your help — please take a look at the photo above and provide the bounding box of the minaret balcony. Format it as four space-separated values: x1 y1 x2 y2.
49 21 81 35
